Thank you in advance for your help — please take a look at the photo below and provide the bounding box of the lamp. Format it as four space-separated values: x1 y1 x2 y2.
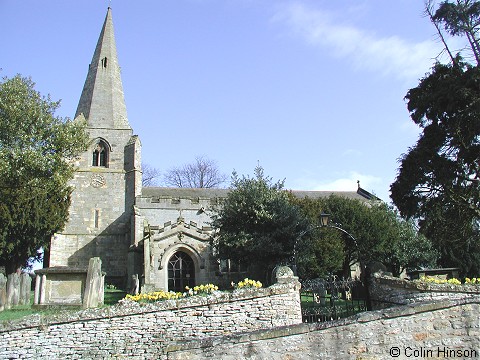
320 212 330 227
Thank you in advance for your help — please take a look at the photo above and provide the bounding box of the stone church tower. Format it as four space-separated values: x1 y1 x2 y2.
49 8 141 286
48 7 378 292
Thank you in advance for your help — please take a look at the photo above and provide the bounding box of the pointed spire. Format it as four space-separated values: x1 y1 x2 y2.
75 7 130 130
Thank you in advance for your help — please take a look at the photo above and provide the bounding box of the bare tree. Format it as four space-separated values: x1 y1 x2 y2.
163 156 228 188
142 163 161 187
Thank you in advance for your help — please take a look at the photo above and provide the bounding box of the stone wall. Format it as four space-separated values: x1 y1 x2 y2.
0 277 301 359
369 273 480 307
1 273 479 359
167 297 480 359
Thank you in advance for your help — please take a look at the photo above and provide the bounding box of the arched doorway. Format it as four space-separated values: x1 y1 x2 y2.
168 251 195 292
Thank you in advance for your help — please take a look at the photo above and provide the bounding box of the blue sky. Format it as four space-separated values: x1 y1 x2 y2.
1 1 448 202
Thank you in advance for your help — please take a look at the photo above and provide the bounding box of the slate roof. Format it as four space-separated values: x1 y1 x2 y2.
140 187 377 201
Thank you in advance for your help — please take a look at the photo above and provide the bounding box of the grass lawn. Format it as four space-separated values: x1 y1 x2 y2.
0 303 45 322
301 291 367 320
0 289 127 323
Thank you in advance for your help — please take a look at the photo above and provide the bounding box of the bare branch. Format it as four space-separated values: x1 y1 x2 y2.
163 156 228 188
142 163 161 187
425 0 458 65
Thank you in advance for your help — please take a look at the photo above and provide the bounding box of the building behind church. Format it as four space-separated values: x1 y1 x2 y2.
49 8 376 292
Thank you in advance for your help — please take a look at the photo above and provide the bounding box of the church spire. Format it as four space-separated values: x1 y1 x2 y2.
75 7 130 130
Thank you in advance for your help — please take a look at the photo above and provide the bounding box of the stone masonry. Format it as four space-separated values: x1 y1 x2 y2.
0 275 301 359
1 280 479 359
48 7 382 292
369 272 480 307
168 298 480 360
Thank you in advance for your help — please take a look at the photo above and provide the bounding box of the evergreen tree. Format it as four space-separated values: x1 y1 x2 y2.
0 75 88 273
210 166 308 281
294 196 438 279
391 0 480 276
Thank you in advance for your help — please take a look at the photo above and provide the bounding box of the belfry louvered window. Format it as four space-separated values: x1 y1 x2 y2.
92 141 108 167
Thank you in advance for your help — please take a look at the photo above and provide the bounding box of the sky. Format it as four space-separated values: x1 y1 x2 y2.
1 0 449 202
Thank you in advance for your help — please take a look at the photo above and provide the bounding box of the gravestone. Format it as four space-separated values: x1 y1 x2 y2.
6 273 20 309
83 257 104 309
0 274 6 311
19 273 32 305
130 274 139 295
34 257 104 308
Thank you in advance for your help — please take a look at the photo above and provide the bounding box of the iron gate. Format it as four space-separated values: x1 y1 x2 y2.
300 276 368 323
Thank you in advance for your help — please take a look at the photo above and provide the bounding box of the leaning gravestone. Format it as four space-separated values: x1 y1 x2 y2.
0 274 6 312
83 257 104 309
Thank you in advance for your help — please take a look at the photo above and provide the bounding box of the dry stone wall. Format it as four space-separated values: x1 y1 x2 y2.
2 274 479 359
167 298 480 360
369 273 480 307
0 279 301 359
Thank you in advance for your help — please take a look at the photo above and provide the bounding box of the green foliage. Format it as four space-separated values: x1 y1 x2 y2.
296 196 389 266
296 227 345 279
211 166 308 278
294 196 438 279
432 0 480 63
391 1 480 276
0 75 88 273
381 216 438 277
292 196 345 278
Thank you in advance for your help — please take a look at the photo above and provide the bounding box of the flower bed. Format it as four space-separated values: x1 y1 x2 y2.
417 275 480 286
125 279 262 304
232 278 262 289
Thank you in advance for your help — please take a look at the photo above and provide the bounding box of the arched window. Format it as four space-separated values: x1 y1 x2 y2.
92 141 109 167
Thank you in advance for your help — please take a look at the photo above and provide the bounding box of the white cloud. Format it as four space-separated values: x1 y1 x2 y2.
273 2 441 81
314 172 381 191
291 171 387 200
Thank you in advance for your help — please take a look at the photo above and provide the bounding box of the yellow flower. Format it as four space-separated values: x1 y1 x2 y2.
232 278 263 289
447 278 461 285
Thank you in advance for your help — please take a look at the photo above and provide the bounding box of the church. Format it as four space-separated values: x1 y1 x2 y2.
49 8 376 292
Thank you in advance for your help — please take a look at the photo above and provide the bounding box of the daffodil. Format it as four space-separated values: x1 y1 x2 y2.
232 278 263 289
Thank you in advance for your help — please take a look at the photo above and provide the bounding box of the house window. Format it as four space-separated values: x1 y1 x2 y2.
92 141 108 167
219 259 247 273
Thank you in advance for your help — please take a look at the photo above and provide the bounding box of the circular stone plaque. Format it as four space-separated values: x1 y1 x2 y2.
90 174 106 188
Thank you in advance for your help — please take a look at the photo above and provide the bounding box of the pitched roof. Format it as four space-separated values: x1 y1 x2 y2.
75 7 130 130
141 187 229 199
140 187 375 201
